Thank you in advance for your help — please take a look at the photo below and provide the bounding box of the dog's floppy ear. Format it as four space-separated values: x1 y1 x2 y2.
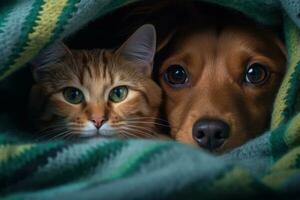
31 42 70 82
274 37 288 60
156 29 177 52
117 24 156 76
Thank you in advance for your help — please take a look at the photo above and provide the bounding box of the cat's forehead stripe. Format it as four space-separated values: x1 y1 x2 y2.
101 51 107 80
85 61 93 79
101 50 108 66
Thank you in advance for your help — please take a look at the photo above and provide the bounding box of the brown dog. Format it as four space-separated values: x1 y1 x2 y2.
155 6 287 152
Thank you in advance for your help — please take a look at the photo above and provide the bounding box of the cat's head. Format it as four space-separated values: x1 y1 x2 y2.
30 24 162 139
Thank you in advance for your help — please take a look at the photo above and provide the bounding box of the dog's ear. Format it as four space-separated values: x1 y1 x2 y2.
274 37 288 60
117 24 156 76
31 42 70 82
156 29 177 52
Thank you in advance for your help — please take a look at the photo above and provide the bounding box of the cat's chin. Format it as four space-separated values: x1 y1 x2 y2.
78 130 118 138
78 122 118 138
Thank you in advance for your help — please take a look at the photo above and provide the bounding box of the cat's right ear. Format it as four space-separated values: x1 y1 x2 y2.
31 42 69 81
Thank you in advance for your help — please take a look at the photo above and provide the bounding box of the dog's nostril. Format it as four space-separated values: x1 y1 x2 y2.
215 131 222 139
198 131 205 139
192 119 230 151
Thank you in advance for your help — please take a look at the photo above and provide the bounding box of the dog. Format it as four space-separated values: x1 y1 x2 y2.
155 4 287 152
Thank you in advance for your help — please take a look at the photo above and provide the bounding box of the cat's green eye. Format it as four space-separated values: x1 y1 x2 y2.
63 87 84 104
109 86 128 103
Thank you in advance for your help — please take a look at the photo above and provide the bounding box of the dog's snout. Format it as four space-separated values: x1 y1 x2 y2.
192 119 230 151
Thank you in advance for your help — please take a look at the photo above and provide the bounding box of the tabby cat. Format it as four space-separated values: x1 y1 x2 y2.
29 24 163 139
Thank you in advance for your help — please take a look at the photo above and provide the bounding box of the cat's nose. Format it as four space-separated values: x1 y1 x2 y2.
90 117 106 129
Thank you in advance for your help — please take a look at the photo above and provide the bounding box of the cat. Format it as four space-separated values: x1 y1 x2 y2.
29 24 163 140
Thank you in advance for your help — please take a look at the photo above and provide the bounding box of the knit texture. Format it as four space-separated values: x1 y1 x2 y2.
1 0 300 199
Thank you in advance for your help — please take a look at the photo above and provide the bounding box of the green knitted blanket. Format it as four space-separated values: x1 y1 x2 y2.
1 0 300 199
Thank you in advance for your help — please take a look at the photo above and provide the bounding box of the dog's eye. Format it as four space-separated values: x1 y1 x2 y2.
244 63 269 85
164 64 188 86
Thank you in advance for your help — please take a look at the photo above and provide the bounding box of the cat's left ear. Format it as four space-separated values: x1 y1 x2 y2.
31 42 70 82
117 24 156 76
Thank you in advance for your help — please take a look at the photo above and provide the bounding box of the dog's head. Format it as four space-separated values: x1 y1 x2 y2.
156 15 286 152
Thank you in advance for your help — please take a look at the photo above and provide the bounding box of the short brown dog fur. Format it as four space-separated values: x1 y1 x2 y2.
156 6 287 152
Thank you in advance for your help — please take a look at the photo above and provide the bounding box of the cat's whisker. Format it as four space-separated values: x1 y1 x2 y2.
119 131 130 139
48 130 71 141
68 128 85 132
35 128 69 141
67 122 82 126
47 131 69 141
125 121 171 128
128 120 180 133
125 124 158 135
120 128 141 138
34 123 69 136
63 131 77 140
122 126 156 138
35 124 67 135
119 129 139 138
35 133 58 141
37 128 66 138
127 117 169 123
62 131 76 140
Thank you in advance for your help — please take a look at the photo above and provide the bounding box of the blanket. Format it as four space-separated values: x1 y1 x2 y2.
1 0 300 199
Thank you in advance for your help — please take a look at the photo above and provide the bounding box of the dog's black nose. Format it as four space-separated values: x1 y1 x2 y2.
192 119 229 151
